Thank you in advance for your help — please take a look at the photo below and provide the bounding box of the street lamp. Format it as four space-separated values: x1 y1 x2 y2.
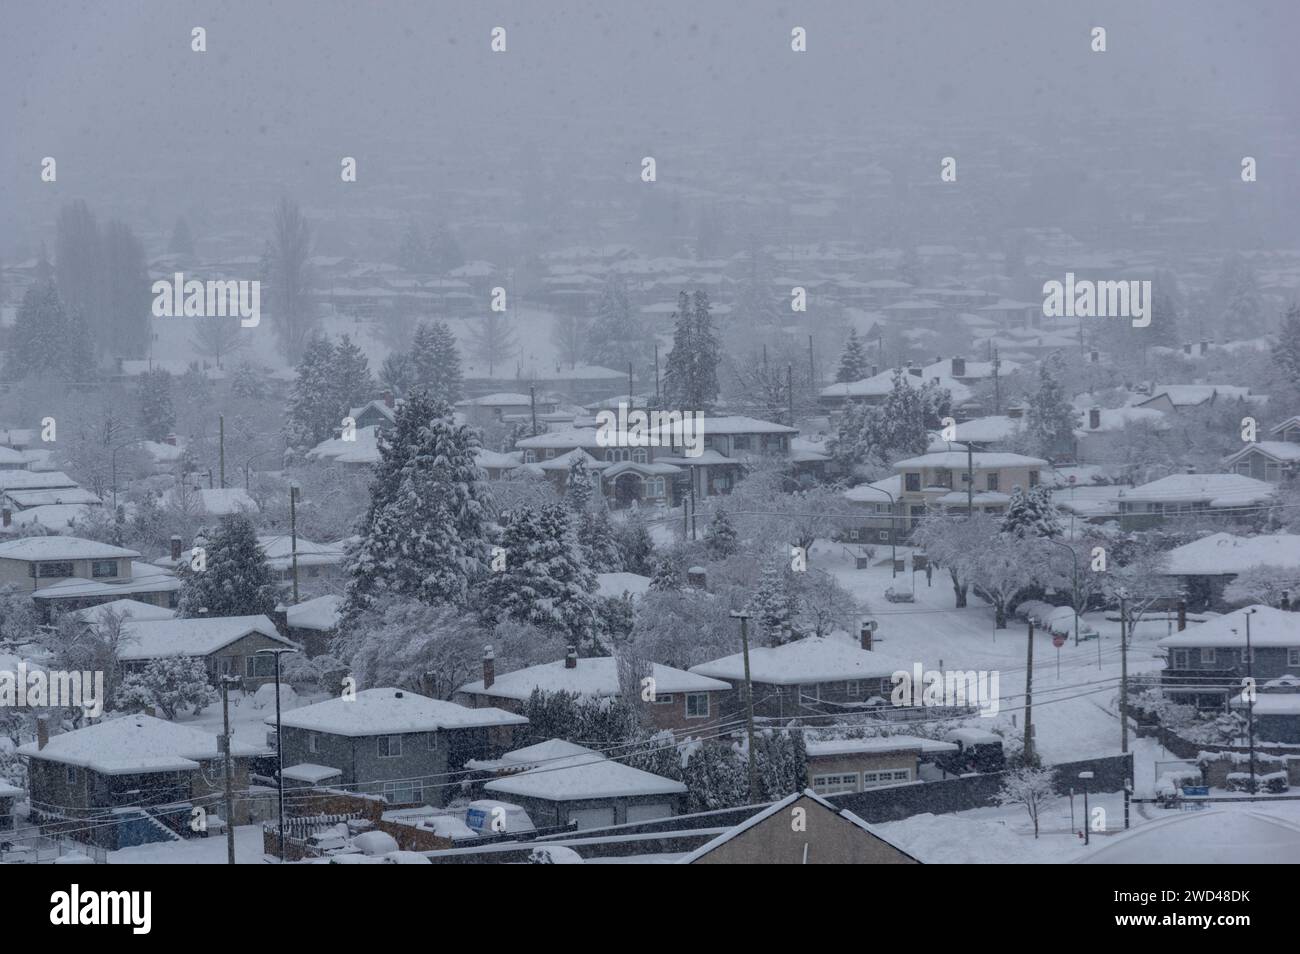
1078 770 1095 845
853 483 897 577
257 646 298 862
109 434 148 513
242 448 281 491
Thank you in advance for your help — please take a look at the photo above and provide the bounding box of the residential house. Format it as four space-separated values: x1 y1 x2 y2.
677 789 921 864
1157 605 1300 709
1223 442 1300 484
480 740 687 830
1136 384 1262 416
455 647 731 735
1116 473 1276 529
0 470 99 518
819 366 973 417
804 736 958 795
307 424 382 468
0 536 183 618
257 534 346 594
456 392 558 429
271 688 527 807
117 614 298 689
1073 404 1169 464
1160 533 1300 611
19 714 263 849
348 396 398 434
280 593 342 657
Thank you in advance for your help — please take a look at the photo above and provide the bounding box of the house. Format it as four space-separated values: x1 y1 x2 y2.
804 735 958 795
1269 416 1300 444
348 396 398 433
455 647 731 735
71 598 176 626
270 688 527 807
1230 678 1300 743
480 740 687 830
19 714 263 849
819 366 972 415
456 392 558 429
1160 533 1300 610
677 789 921 864
257 534 346 593
0 780 20 831
280 593 341 657
0 536 139 593
514 428 682 507
0 470 100 516
30 565 181 617
1073 405 1169 464
161 486 260 517
307 424 382 467
1136 384 1261 416
653 416 801 499
690 632 919 721
1157 606 1300 709
1117 473 1276 529
1222 442 1300 484
117 614 298 689
919 355 1022 387
858 451 1047 535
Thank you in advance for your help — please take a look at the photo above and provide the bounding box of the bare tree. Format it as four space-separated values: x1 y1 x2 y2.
993 766 1057 838
264 196 315 362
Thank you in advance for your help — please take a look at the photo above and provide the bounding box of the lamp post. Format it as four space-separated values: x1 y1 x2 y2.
1243 608 1258 793
1046 537 1081 646
1078 770 1095 845
288 481 302 604
109 435 147 513
241 449 280 491
256 646 298 862
853 484 897 577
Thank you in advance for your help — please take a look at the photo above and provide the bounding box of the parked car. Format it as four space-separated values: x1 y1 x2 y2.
465 800 535 836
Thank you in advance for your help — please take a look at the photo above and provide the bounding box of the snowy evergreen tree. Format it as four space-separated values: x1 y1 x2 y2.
1274 303 1300 386
586 273 653 372
565 455 594 512
101 219 151 359
703 506 739 559
471 310 518 377
333 334 375 414
6 282 65 377
1216 253 1264 338
380 352 416 396
397 222 427 272
343 390 492 619
478 504 601 654
230 362 268 400
682 742 751 812
115 655 217 720
748 559 800 646
748 729 808 802
1022 354 1078 458
427 223 464 274
177 513 280 618
411 321 464 403
137 368 176 441
264 196 316 362
614 508 656 575
578 509 621 571
1000 485 1062 539
55 199 102 353
836 328 871 382
284 334 341 448
662 290 720 410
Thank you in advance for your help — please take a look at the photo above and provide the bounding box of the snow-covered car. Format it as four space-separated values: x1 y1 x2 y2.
416 815 479 841
353 830 400 856
465 800 535 836
307 824 355 855
884 586 915 603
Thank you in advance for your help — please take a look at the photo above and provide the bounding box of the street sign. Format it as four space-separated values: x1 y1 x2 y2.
1052 634 1066 648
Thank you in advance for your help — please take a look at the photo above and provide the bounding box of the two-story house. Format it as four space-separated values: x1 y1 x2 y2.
1222 415 1300 484
271 688 527 806
881 451 1047 534
116 614 298 690
1157 605 1300 710
0 537 182 618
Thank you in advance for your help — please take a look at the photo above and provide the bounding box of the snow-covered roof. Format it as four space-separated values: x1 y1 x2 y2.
72 599 177 625
460 657 729 702
595 572 652 599
1222 441 1300 465
162 487 260 516
257 534 345 567
458 392 535 406
3 487 102 507
1121 473 1275 506
117 614 290 661
0 470 78 491
0 503 97 532
805 736 957 757
891 451 1047 470
1075 810 1300 864
272 688 527 736
285 594 342 631
282 763 344 783
951 415 1021 443
0 536 139 561
308 425 381 464
1073 405 1167 435
844 475 902 503
1139 384 1257 408
820 369 972 403
483 746 686 802
684 416 795 436
1162 533 1300 576
1157 606 1300 649
18 714 261 775
691 635 914 685
465 738 596 773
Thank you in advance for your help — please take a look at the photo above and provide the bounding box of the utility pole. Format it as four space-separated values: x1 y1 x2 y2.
1119 590 1131 829
257 647 297 862
992 347 1001 415
1024 620 1035 765
220 674 241 865
218 415 226 489
1244 609 1258 793
966 442 974 515
731 611 759 801
627 362 634 405
529 385 538 437
807 334 815 397
786 364 794 427
289 482 300 604
654 344 661 404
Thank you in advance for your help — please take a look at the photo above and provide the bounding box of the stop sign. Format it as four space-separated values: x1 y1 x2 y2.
1052 634 1066 648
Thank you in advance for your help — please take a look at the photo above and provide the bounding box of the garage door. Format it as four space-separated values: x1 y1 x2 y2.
626 803 672 824
569 806 616 830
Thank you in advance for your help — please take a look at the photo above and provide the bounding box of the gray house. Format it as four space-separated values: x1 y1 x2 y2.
269 688 526 806
1157 606 1300 711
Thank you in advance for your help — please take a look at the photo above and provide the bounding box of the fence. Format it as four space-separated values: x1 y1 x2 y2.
1 826 109 864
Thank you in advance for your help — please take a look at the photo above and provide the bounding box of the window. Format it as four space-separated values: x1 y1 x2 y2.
1028 470 1039 488
36 561 74 579
846 680 863 698
904 473 921 492
633 448 648 464
522 450 536 464
308 733 319 754
1200 648 1216 665
653 693 674 705
544 448 555 459
66 766 78 785
1241 648 1256 664
1171 649 1191 669
1289 649 1300 667
377 735 402 758
685 693 709 718
811 773 859 795
732 435 751 451
878 530 889 541
246 654 275 678
91 559 118 578
986 473 1000 492
862 769 911 787
383 780 422 804
848 529 860 541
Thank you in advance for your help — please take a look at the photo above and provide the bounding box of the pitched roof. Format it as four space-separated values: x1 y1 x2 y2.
271 688 527 736
18 714 261 774
483 746 686 801
0 536 139 561
1162 533 1300 576
1121 473 1275 506
1157 605 1300 649
459 657 729 701
117 614 291 661
691 635 913 686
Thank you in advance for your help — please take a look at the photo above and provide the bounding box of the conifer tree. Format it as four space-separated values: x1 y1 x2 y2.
137 368 176 442
177 513 280 618
836 328 870 382
704 506 739 559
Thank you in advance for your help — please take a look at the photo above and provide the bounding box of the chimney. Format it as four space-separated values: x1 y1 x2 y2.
37 714 50 750
1 507 9 529
482 644 495 689
860 620 876 651
870 364 879 377
1177 598 1187 632
383 391 394 409
169 535 183 562
164 433 177 446
1182 342 1192 356
1282 590 1292 612
950 356 966 378
271 604 289 637
1089 348 1099 364
1088 407 1101 430
906 363 922 378
1199 339 1209 356
686 566 707 589
565 646 577 669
